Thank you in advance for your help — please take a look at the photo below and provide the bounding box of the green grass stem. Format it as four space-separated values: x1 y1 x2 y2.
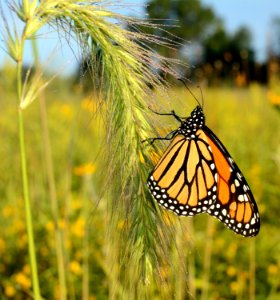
17 61 41 299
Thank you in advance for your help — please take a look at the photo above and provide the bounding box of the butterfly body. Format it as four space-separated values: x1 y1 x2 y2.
147 106 260 237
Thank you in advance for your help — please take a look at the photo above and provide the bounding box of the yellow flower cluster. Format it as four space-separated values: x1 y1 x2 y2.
69 261 82 275
71 217 86 238
14 272 31 289
59 104 73 119
73 163 96 176
4 285 16 298
267 90 280 105
267 264 278 275
81 98 97 113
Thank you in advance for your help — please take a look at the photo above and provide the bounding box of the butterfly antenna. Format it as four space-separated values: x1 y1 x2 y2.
177 78 202 108
197 85 204 109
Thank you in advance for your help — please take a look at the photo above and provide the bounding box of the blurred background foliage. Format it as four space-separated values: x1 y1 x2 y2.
143 0 277 86
0 0 280 299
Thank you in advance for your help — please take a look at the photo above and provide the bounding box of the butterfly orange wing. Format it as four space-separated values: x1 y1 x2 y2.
148 130 218 216
203 126 260 236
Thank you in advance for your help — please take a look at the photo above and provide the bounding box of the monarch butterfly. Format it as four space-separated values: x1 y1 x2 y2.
146 104 260 237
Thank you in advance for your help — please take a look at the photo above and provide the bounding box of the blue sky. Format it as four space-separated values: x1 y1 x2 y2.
1 0 280 75
201 0 280 61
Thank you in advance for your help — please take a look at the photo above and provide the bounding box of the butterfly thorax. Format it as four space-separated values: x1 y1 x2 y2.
178 106 205 138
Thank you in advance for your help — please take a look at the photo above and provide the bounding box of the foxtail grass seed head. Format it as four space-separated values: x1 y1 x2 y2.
3 0 184 296
5 31 22 62
20 70 55 109
15 0 38 22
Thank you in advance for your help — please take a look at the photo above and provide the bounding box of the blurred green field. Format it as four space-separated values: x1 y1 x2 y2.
0 79 279 299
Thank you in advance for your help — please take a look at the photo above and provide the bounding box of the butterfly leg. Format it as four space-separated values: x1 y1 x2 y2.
142 130 177 145
148 107 183 123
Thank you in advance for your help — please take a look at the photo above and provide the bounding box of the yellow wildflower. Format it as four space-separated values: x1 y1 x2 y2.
226 266 236 277
5 285 16 298
267 90 280 105
268 264 278 275
45 221 55 232
73 163 96 176
2 204 14 218
81 98 96 113
71 217 85 238
71 198 82 211
230 281 238 294
14 272 31 289
13 219 25 233
59 104 73 120
69 261 82 275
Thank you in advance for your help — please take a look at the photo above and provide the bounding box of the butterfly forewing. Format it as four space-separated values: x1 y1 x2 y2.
148 130 218 216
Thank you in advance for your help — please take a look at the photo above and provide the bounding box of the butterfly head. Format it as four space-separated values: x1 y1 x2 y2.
179 106 205 136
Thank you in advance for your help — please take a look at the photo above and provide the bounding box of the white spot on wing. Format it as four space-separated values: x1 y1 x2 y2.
238 195 245 202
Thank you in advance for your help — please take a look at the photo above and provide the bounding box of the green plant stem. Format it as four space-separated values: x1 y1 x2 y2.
31 38 67 300
17 60 41 300
201 217 215 300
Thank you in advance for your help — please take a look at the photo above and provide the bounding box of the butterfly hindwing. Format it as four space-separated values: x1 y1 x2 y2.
203 126 260 236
